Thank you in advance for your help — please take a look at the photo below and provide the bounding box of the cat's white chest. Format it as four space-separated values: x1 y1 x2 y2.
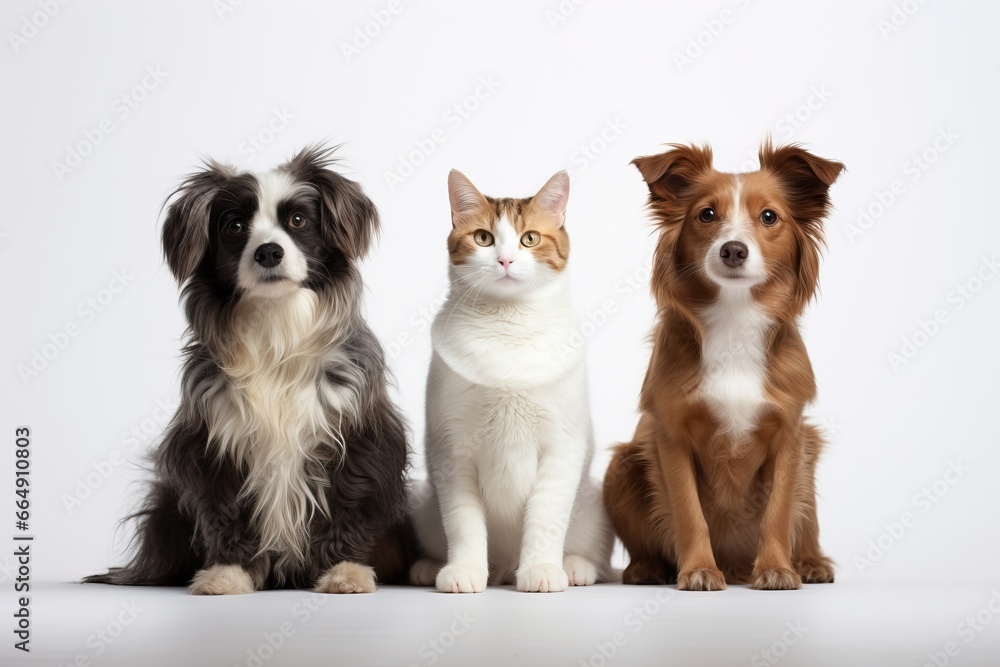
472 391 540 515
698 290 772 440
431 296 581 391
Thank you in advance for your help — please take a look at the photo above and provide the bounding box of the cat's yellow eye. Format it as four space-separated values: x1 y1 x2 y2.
520 231 540 248
473 229 495 247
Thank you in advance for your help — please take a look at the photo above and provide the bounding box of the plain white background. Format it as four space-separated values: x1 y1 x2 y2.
2 0 999 665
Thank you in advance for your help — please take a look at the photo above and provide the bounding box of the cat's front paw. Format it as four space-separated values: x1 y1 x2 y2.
563 555 599 586
517 563 569 593
435 563 487 593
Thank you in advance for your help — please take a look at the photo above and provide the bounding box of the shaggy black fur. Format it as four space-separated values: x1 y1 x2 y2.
84 146 410 590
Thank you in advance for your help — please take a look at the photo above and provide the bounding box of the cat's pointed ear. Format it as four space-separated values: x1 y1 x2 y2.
448 170 488 225
532 170 570 227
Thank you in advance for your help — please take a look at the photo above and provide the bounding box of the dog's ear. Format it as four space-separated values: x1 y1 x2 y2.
632 145 714 306
759 143 844 311
631 144 713 207
282 145 379 260
161 161 233 284
758 142 844 233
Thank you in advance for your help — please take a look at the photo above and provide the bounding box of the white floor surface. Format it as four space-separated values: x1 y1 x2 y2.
9 580 1000 666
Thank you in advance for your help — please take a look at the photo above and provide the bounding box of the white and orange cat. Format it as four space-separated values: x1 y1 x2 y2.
409 169 614 593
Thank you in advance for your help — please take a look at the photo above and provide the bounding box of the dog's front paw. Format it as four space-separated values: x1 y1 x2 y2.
435 563 487 593
563 555 599 586
315 562 377 594
751 567 802 590
410 558 443 587
189 564 255 595
677 567 727 591
517 563 569 593
797 558 835 584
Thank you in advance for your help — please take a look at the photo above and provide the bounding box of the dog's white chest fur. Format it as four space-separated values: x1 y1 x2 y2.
699 288 772 440
207 290 349 570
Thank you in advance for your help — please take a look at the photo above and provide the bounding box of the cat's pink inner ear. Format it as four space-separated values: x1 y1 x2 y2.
448 169 487 220
533 171 570 227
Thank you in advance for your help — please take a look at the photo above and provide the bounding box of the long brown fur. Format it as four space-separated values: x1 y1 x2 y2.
604 142 844 590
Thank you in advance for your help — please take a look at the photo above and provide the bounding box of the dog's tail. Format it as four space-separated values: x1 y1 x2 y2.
370 516 420 585
83 483 198 587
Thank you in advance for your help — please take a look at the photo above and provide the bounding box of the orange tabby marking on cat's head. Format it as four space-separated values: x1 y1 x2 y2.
446 170 570 272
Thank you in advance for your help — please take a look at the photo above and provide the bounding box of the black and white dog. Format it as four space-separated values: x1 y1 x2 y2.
86 146 410 594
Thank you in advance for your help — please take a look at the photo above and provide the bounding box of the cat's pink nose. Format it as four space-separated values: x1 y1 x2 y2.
498 258 514 270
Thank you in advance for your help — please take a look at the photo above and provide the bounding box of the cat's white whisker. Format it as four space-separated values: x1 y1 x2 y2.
441 274 489 336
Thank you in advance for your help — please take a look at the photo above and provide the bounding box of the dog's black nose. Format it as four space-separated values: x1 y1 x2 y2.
720 241 748 268
254 243 284 268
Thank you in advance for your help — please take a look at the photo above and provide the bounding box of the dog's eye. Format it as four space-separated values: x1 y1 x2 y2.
760 210 778 226
473 230 495 247
288 213 307 229
698 207 716 223
226 220 245 235
520 231 540 248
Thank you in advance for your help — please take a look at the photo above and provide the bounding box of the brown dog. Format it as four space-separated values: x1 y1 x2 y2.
604 143 843 590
